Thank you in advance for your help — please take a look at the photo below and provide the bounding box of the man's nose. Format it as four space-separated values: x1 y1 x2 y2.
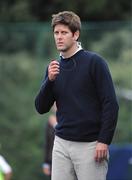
57 33 62 39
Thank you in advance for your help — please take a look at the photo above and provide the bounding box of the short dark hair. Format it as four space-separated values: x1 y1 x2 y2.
51 11 81 33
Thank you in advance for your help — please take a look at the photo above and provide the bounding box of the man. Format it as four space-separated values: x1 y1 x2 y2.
0 155 12 180
35 11 119 180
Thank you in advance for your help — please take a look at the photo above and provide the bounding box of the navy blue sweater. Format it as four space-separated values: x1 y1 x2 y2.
35 50 119 145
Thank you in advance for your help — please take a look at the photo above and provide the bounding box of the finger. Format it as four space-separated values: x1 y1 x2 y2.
49 64 60 70
95 150 100 162
100 150 105 162
48 65 60 72
99 150 107 162
50 60 59 66
49 66 60 71
49 66 60 73
98 150 103 162
103 150 108 160
49 69 60 75
95 150 104 163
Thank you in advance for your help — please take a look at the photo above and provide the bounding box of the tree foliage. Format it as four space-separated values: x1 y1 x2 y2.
0 53 49 179
0 0 131 22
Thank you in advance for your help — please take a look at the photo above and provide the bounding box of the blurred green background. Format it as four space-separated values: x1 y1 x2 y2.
0 0 131 179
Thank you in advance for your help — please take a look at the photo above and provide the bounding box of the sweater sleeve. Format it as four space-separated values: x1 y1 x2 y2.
35 68 55 114
91 54 119 145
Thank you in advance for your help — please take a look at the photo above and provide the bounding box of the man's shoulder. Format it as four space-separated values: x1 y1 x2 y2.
81 50 101 62
84 50 107 64
81 49 95 56
83 50 101 59
80 50 100 63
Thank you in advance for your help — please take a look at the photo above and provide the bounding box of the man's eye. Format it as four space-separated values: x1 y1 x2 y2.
54 32 59 35
62 32 67 35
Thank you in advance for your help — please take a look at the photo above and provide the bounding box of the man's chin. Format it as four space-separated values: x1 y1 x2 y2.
57 47 66 52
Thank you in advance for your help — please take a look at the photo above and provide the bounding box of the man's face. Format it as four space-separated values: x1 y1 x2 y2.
54 24 78 52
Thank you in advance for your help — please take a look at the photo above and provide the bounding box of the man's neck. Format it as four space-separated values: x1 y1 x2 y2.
60 42 82 59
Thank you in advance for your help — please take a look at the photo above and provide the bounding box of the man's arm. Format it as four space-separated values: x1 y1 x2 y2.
91 54 119 162
35 61 59 114
91 54 119 145
35 76 55 114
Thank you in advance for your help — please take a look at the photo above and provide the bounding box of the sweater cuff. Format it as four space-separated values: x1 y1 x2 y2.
98 132 114 145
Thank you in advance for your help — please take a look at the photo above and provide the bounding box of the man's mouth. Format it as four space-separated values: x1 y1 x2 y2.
57 42 63 45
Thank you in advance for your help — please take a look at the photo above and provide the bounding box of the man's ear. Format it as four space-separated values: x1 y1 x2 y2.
74 30 80 41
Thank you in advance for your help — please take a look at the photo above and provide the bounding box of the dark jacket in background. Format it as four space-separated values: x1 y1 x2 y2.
44 122 55 165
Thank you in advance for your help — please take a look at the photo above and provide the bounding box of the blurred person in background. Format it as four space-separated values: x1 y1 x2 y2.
42 114 57 178
0 155 12 180
35 11 119 180
42 104 57 179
